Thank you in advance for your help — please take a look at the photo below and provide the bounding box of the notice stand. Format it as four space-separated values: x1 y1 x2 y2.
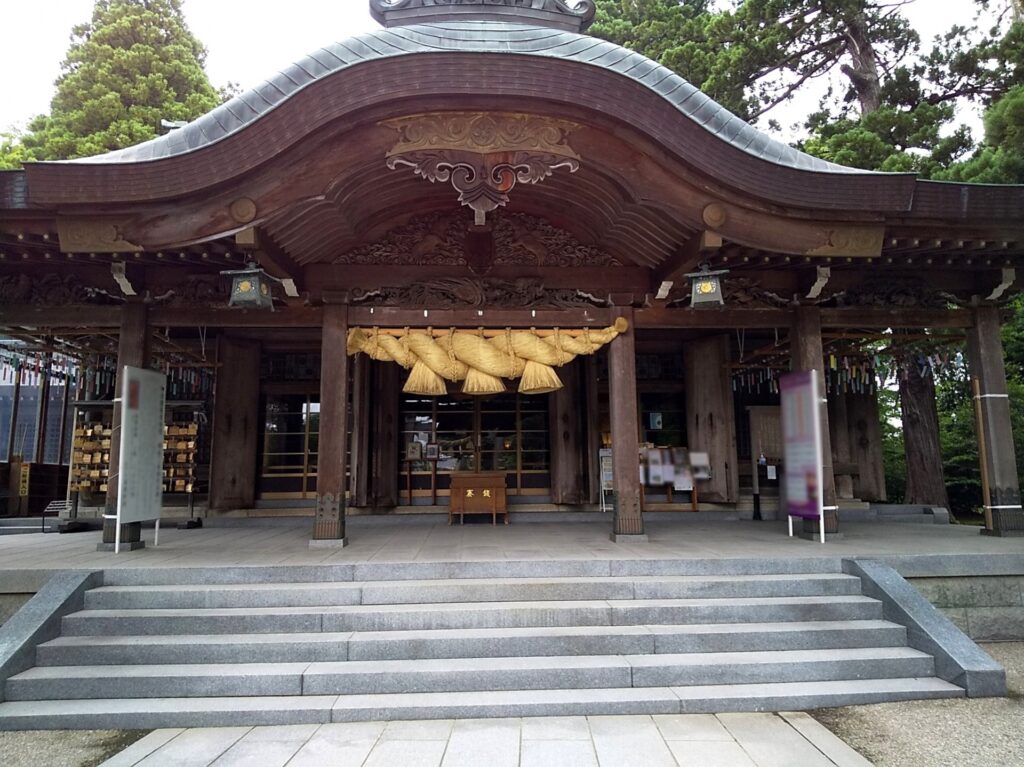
781 371 825 544
599 448 613 513
113 367 167 554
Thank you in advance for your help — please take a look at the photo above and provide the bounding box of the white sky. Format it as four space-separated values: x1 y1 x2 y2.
0 0 994 140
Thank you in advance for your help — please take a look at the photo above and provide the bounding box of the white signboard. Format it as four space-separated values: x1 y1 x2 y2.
599 448 614 492
117 366 166 526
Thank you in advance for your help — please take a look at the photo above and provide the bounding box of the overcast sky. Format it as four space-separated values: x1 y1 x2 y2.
0 1 994 140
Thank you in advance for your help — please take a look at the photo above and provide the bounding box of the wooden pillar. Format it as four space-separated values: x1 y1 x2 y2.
33 354 52 464
550 361 586 505
848 391 886 502
584 355 602 505
683 334 739 503
208 337 261 511
5 363 22 462
968 305 1023 536
370 361 400 509
790 306 839 534
313 304 349 542
350 355 371 509
608 309 644 540
828 394 855 499
102 303 150 547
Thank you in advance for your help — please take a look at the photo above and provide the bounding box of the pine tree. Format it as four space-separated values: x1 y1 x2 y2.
0 0 218 167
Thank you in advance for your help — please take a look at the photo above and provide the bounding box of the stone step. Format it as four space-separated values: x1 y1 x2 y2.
60 596 883 636
99 558 843 587
7 648 933 700
0 677 963 730
82 573 863 610
36 620 908 666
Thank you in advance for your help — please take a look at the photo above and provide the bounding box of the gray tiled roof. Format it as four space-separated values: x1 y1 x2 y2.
68 20 859 174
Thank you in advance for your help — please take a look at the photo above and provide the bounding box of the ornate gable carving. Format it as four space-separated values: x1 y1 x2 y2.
335 211 620 268
370 0 597 32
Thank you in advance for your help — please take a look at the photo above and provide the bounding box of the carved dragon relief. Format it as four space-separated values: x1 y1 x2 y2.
351 277 610 309
335 210 620 268
382 113 582 224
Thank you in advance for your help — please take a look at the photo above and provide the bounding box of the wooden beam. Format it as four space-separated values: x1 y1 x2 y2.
253 228 304 297
0 306 122 329
148 306 323 328
347 307 615 328
636 307 792 329
652 231 722 290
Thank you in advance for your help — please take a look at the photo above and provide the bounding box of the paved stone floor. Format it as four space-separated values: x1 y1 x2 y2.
96 713 873 767
1 517 1023 575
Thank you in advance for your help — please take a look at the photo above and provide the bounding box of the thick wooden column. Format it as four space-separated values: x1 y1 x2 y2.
790 306 839 534
101 303 150 548
550 361 586 505
968 305 1023 536
350 355 371 509
370 361 400 509
608 309 644 540
828 394 855 499
313 304 349 543
584 356 602 505
848 391 886 502
684 334 739 503
209 337 261 511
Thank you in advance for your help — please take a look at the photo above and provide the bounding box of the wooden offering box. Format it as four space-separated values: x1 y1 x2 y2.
448 471 509 525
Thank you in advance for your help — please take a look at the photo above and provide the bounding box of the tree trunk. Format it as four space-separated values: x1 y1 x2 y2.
841 9 883 115
899 353 949 508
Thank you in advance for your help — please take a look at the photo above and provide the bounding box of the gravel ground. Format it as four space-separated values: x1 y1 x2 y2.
814 642 1024 767
0 729 147 767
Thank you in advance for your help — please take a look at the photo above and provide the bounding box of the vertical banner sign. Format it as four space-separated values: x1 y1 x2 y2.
117 367 166 527
780 371 824 528
18 463 31 497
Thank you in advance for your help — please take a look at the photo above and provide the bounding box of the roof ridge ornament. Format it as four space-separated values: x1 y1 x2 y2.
369 0 597 32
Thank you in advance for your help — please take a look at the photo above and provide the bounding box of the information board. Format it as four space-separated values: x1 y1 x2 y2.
780 370 823 522
116 366 167 525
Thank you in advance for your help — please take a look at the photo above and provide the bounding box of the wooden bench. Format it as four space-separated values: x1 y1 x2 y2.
448 471 509 525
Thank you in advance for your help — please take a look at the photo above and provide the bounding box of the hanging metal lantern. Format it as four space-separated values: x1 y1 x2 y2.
685 262 729 307
221 262 277 311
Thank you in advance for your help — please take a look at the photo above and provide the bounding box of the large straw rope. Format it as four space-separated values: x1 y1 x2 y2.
346 318 629 395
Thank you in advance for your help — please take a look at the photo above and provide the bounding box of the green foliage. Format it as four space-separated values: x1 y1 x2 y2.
0 0 218 166
877 387 906 503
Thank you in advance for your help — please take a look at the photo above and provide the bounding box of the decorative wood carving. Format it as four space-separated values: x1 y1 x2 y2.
229 198 258 224
669 277 791 309
350 277 610 309
57 217 143 253
152 275 232 306
829 280 956 309
382 112 581 222
370 0 597 31
335 210 618 268
807 226 885 257
0 273 123 306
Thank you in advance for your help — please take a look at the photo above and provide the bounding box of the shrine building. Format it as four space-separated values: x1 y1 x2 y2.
1 0 1022 546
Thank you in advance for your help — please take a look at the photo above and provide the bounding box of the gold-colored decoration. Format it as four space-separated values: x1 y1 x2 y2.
57 217 143 253
346 319 629 396
229 197 258 224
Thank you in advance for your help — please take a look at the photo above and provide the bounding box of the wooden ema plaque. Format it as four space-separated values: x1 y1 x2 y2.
448 471 509 525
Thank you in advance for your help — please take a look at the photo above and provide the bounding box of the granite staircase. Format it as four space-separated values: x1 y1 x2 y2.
0 559 965 729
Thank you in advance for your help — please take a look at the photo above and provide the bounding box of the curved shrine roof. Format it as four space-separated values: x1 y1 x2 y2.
68 19 862 178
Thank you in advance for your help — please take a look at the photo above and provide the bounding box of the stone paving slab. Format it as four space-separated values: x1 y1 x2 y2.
1 519 1022 579
97 713 874 766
